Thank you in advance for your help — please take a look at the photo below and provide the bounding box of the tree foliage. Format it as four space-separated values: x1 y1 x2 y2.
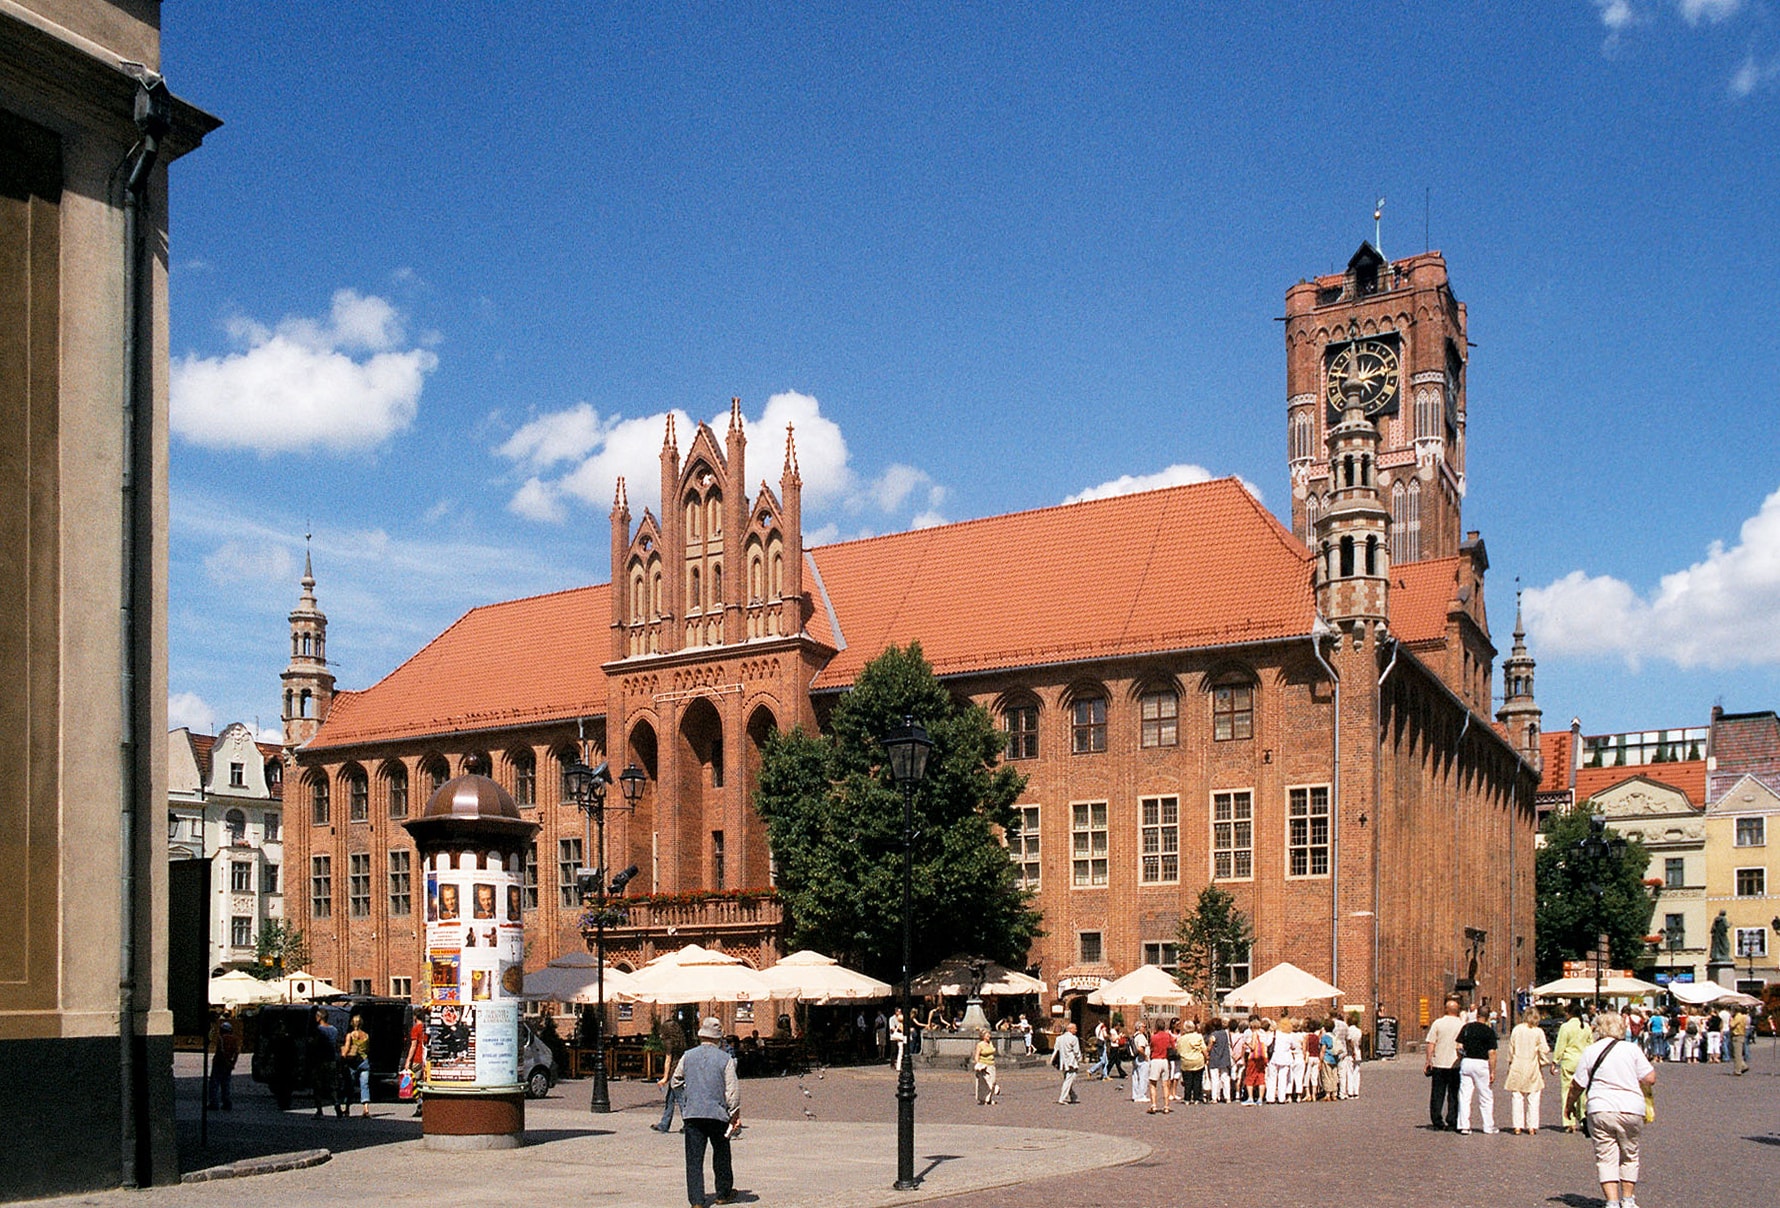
1174 885 1256 1005
753 644 1042 984
252 920 309 979
1534 807 1656 982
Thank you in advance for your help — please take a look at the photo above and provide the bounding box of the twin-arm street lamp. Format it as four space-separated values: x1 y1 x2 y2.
563 759 647 1114
883 715 931 1192
1573 814 1626 1010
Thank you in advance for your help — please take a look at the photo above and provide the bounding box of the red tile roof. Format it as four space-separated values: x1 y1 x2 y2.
806 478 1315 689
1390 558 1460 644
1575 760 1707 808
1538 730 1574 795
307 585 610 750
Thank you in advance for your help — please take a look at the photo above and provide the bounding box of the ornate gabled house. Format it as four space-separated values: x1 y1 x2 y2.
286 246 1540 1034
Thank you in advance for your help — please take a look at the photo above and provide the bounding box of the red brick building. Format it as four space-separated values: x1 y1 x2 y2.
285 245 1541 1032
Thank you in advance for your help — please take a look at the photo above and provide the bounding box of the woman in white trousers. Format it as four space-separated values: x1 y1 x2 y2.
1503 1009 1553 1133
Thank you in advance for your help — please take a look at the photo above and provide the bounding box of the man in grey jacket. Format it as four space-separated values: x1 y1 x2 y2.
671 1017 741 1207
1052 1021 1082 1104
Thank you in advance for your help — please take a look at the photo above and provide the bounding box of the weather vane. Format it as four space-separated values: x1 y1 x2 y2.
1373 195 1385 256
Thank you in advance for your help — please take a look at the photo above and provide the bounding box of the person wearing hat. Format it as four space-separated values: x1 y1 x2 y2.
207 1017 240 1111
670 1016 742 1207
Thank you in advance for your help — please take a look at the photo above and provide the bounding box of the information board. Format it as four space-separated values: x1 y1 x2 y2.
1374 1015 1398 1060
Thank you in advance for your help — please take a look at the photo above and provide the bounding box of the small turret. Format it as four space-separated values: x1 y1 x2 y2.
1496 589 1542 772
281 542 335 748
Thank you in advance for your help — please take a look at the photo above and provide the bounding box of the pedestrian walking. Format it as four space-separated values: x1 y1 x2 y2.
654 1014 689 1133
973 1029 999 1105
309 1008 343 1119
1178 1019 1207 1104
1553 1002 1590 1132
1424 997 1463 1130
1147 1020 1175 1113
1018 1014 1035 1056
1342 1016 1363 1098
1129 1022 1151 1104
1566 1011 1656 1208
1730 1006 1750 1075
1205 1019 1233 1103
404 1008 427 1117
1504 1007 1554 1133
1455 1009 1499 1133
1052 1022 1082 1104
671 1017 742 1208
341 1014 373 1118
1088 1020 1111 1080
207 1019 239 1111
1240 1019 1268 1104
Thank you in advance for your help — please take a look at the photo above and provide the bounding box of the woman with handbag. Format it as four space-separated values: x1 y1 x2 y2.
1566 1011 1656 1208
341 1015 373 1118
1503 1007 1553 1133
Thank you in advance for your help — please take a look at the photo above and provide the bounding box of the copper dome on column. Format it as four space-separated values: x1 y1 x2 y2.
405 774 537 847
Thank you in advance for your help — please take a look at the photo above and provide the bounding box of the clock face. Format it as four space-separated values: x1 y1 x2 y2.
1324 338 1400 418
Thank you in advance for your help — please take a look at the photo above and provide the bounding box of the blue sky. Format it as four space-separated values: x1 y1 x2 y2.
160 2 1780 744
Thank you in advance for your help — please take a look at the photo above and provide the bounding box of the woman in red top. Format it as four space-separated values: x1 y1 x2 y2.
1148 1023 1175 1113
1241 1019 1269 1103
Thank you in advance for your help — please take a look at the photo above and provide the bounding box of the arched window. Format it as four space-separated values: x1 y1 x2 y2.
385 763 409 819
462 752 491 777
309 776 330 826
650 564 663 614
1139 688 1179 748
1339 535 1355 578
423 756 449 796
291 634 299 658
1406 480 1422 561
749 551 764 601
225 808 247 844
631 570 645 618
1002 702 1039 759
707 494 722 536
685 496 701 540
770 550 784 597
1343 454 1355 488
283 689 293 719
1391 482 1408 564
689 567 701 611
1212 679 1255 741
299 689 312 719
347 770 369 822
510 750 536 807
1071 695 1107 754
1365 535 1378 576
302 633 312 656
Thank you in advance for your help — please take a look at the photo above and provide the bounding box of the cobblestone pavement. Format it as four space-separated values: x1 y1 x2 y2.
31 1046 1780 1207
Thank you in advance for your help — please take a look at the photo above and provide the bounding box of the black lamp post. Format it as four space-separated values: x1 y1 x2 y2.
883 715 931 1192
1573 814 1626 1009
565 759 645 1114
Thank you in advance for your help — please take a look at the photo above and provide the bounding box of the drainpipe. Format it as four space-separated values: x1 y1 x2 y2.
1310 617 1340 1002
1374 636 1399 1027
119 73 171 1188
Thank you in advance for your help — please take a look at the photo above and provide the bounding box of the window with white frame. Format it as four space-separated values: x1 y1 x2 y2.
1736 867 1766 897
1010 805 1040 888
1140 690 1178 748
1004 705 1038 760
350 978 372 996
1141 941 1179 974
1072 697 1107 754
523 843 539 911
1288 785 1331 877
263 811 280 842
1664 857 1685 889
229 761 245 788
348 853 371 917
231 916 253 947
1735 817 1765 847
1079 931 1103 964
390 976 413 1000
1140 795 1180 884
310 855 332 919
1071 802 1108 887
1212 682 1254 741
1736 927 1768 959
230 861 252 892
1212 790 1253 880
388 849 412 916
559 838 584 908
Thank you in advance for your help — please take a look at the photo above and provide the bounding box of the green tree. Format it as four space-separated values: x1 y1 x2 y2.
1534 808 1656 982
252 920 309 979
1174 885 1256 1005
753 643 1042 983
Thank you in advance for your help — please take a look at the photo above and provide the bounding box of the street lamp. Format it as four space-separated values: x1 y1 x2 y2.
564 759 644 1114
883 715 931 1192
1573 814 1626 1009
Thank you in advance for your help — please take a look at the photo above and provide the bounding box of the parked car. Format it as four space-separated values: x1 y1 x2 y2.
519 1019 559 1099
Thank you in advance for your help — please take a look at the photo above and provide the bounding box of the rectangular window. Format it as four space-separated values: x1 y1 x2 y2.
1663 913 1685 946
1141 941 1179 974
1212 790 1253 880
389 849 412 916
1288 785 1332 877
168 814 180 840
514 760 535 808
523 843 539 911
1664 857 1685 889
711 739 724 789
350 978 372 996
264 812 281 842
1010 805 1041 888
1736 866 1766 897
310 855 332 919
1140 691 1178 748
229 761 245 788
391 976 413 1000
558 838 584 908
230 861 253 893
712 830 726 891
231 916 254 947
1140 795 1180 884
349 777 369 822
1737 927 1768 959
1072 698 1107 754
1736 816 1765 847
1004 705 1038 760
348 852 372 918
311 779 329 826
389 775 408 819
1079 931 1103 965
263 863 280 895
1070 802 1108 887
1213 683 1254 741
1217 944 1251 993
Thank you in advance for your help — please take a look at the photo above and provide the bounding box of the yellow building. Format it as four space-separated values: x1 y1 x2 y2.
1704 774 1780 993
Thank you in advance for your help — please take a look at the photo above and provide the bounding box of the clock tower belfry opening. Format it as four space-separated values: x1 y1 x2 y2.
1285 243 1468 563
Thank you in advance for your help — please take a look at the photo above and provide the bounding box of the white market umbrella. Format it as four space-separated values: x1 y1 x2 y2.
627 944 776 1004
1664 981 1757 1007
1531 975 1663 999
522 961 639 1003
1087 964 1195 1009
277 970 344 1002
759 950 894 1005
208 969 282 1006
910 955 1047 997
1221 962 1342 1009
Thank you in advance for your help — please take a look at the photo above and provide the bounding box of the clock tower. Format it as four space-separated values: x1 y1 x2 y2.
1285 243 1468 563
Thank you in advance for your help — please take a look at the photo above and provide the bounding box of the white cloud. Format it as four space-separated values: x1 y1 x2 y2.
204 540 294 587
1523 486 1780 670
1062 463 1262 506
1595 0 1639 36
1677 0 1740 24
1729 52 1780 96
171 289 437 454
168 691 216 734
495 390 944 532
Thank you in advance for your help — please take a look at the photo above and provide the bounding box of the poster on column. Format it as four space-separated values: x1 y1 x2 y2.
422 848 528 1089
